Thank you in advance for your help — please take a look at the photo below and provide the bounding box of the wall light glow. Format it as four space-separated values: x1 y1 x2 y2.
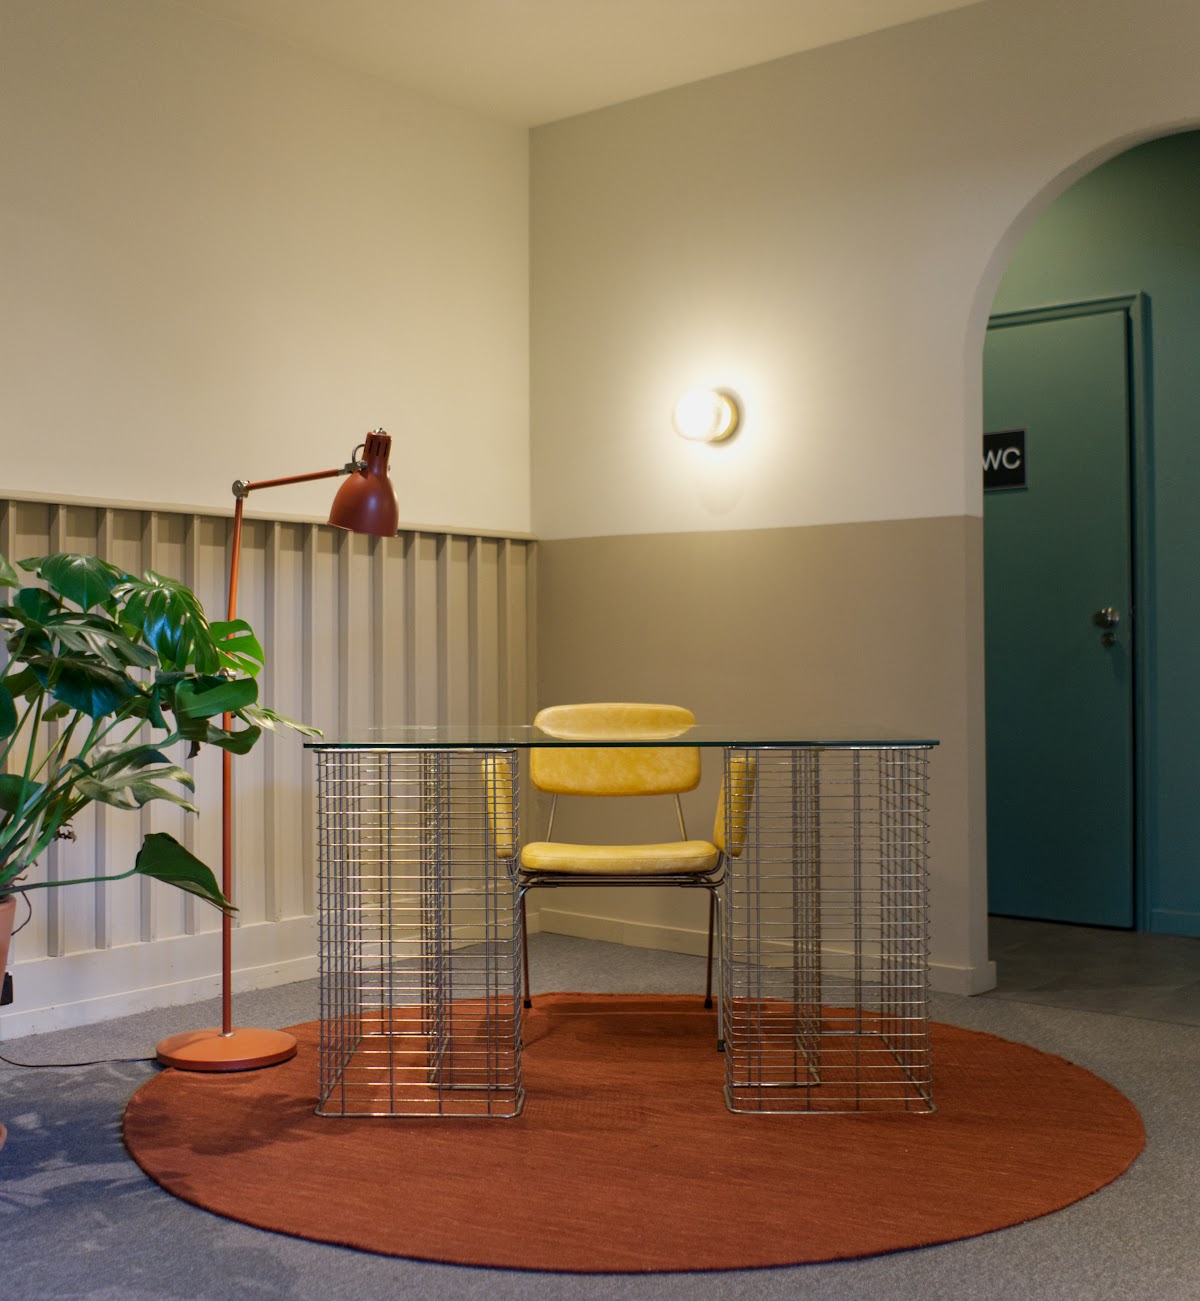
672 388 741 443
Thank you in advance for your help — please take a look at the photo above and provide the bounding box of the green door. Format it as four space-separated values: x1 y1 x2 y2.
984 305 1135 927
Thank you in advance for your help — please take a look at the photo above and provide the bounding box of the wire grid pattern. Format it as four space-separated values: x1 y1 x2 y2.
315 748 523 1117
721 746 933 1114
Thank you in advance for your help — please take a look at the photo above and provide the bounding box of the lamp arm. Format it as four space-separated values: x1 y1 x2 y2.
228 453 366 619
231 456 363 501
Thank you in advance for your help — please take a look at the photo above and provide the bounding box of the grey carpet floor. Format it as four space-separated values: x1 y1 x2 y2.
1 930 1197 1301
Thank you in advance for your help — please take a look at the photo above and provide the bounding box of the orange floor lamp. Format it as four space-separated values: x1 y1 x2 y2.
156 429 399 1071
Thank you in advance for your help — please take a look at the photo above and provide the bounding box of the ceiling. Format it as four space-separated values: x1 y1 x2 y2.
175 0 987 126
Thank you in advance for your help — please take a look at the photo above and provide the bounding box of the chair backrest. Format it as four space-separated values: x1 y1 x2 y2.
713 751 757 859
482 754 517 859
530 703 701 797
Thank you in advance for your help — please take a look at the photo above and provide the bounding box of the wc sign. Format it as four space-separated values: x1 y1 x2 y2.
983 429 1026 491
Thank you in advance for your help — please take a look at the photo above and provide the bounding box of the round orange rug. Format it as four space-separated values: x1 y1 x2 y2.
123 994 1144 1273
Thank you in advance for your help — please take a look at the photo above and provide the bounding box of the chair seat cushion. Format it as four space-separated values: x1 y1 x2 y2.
521 839 720 876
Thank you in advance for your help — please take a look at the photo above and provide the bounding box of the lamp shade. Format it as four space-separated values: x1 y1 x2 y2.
328 430 399 536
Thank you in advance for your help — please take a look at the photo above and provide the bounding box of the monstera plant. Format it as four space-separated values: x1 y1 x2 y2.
0 552 314 922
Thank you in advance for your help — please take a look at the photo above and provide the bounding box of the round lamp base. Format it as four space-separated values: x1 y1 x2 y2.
156 1026 297 1072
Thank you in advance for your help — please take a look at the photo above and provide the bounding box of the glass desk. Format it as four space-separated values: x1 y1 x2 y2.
307 727 937 1118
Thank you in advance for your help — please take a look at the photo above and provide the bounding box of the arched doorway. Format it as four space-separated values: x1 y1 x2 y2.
982 129 1200 941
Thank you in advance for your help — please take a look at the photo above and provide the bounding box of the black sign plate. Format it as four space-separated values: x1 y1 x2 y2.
983 429 1026 491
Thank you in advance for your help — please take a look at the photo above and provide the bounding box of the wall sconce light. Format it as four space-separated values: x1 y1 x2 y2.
672 388 741 443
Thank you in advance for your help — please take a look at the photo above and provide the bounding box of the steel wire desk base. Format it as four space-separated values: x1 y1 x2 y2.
315 748 523 1118
721 747 933 1114
312 734 933 1118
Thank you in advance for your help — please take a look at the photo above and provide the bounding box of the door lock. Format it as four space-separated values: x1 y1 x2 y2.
1094 606 1120 646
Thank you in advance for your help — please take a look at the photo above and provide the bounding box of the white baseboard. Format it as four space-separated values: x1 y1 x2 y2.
533 906 709 957
0 915 317 1038
929 959 998 995
1 904 999 1038
533 906 998 995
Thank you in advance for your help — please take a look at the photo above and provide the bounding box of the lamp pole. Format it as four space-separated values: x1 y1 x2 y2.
156 431 398 1071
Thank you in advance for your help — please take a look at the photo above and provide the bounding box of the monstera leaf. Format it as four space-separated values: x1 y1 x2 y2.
113 571 222 674
173 674 259 719
20 553 126 612
0 550 319 907
26 652 140 719
68 742 198 813
135 833 234 913
209 619 265 678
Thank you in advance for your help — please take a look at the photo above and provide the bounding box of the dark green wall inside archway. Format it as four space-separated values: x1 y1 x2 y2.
993 130 1200 935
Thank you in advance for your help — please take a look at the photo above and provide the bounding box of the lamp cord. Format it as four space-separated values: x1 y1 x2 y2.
0 1049 156 1068
10 892 32 936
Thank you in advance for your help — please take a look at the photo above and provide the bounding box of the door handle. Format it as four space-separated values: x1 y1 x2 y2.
1094 606 1120 647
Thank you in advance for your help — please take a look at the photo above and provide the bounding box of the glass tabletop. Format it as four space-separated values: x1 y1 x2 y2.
305 724 938 749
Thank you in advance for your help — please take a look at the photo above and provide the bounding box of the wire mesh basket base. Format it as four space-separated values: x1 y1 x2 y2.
721 746 933 1115
315 747 523 1119
317 999 523 1117
723 1000 933 1114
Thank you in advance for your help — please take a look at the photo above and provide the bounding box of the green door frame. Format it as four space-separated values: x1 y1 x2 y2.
985 293 1154 928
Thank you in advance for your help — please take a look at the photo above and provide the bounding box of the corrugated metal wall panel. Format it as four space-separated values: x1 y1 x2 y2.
0 497 536 1032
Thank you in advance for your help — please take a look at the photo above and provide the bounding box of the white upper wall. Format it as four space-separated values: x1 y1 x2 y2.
530 0 1200 539
0 0 530 534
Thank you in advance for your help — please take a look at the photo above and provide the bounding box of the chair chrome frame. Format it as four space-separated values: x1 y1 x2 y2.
518 702 723 1046
518 840 727 998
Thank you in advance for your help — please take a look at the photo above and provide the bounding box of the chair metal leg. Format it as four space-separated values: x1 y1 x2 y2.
704 889 716 1009
713 889 725 1053
520 891 532 1009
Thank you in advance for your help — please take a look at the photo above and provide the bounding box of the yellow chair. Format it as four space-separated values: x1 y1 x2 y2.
517 702 753 1025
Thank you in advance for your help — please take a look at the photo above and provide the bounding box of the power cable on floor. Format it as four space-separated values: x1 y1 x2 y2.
0 1049 157 1068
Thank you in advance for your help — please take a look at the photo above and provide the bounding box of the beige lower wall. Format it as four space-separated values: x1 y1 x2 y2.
534 516 993 995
